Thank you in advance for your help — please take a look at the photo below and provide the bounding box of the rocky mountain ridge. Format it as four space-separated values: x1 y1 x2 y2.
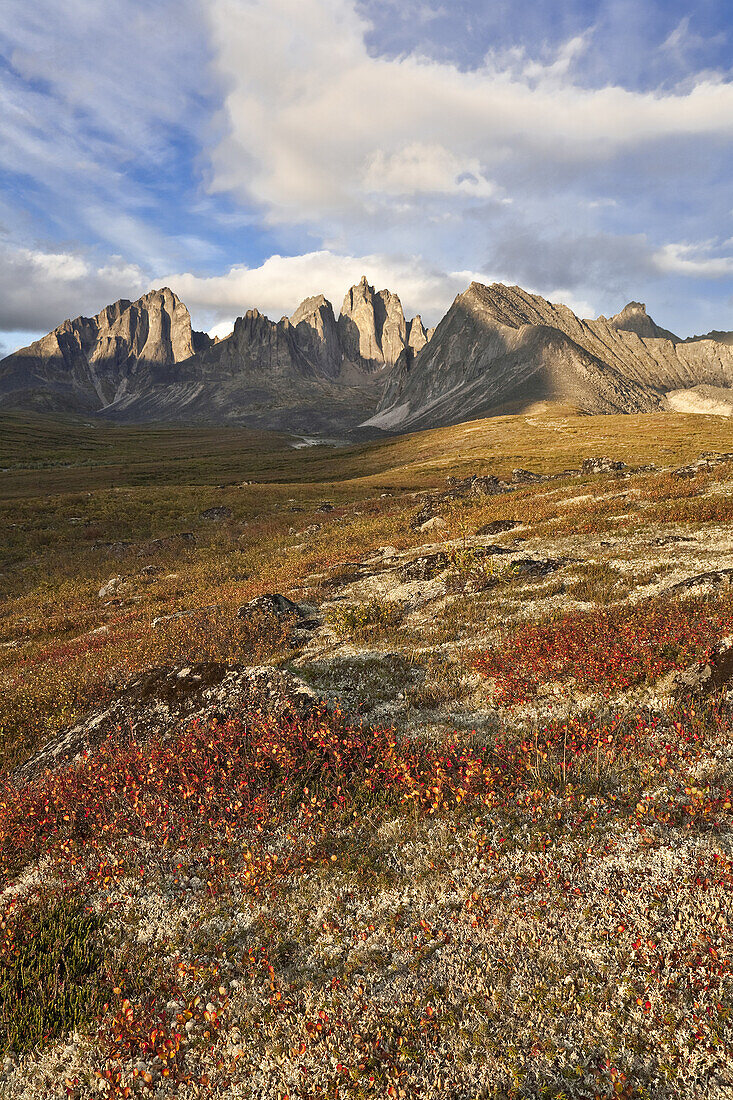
0 277 426 432
2 277 732 433
368 282 733 430
0 288 202 415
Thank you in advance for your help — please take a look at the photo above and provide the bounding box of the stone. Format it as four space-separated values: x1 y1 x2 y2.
137 533 196 557
674 637 733 696
237 594 321 638
445 474 508 496
511 557 566 577
237 593 303 621
476 520 520 535
673 453 733 479
512 468 546 483
667 569 733 595
99 576 126 599
400 552 450 582
13 662 320 783
200 505 233 521
581 456 628 474
647 535 694 546
418 516 447 532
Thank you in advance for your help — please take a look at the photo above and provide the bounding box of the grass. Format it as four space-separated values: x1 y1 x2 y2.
325 599 405 640
3 410 733 1096
2 407 733 498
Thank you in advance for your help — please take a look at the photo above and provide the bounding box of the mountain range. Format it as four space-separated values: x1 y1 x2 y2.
1 277 732 434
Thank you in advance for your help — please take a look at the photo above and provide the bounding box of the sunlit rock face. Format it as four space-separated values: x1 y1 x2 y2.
368 281 733 431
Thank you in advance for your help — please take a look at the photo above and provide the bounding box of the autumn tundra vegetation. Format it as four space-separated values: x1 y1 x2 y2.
2 408 733 1099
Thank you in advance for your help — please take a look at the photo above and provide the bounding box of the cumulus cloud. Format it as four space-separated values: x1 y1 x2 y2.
1 0 732 346
653 241 733 278
159 249 492 329
205 0 733 230
160 248 601 334
0 242 146 334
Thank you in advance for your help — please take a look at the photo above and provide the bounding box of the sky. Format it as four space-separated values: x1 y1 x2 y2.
0 0 732 355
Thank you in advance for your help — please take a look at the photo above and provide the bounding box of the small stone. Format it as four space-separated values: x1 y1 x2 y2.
200 506 233 521
98 576 125 599
418 516 447 532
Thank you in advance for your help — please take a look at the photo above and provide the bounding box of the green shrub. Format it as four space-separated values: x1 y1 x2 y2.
325 599 404 640
0 894 108 1054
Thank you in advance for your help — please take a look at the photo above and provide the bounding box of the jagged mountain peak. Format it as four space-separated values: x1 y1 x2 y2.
603 300 679 342
290 293 336 326
455 281 579 334
339 277 409 370
6 275 731 436
0 286 197 415
368 280 733 432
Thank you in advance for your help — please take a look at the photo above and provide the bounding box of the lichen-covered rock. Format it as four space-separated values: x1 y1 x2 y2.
674 637 733 696
13 663 320 783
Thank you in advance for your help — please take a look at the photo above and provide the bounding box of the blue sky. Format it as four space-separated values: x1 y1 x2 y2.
0 0 731 354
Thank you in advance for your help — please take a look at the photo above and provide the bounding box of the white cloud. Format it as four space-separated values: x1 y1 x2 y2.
0 0 210 260
208 321 236 341
363 143 498 198
653 242 733 278
0 238 601 346
204 0 733 230
661 16 726 61
158 249 491 327
160 248 602 331
0 243 146 334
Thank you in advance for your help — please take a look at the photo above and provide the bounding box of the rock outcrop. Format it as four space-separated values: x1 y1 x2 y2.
290 294 342 378
338 276 411 371
367 282 733 431
407 315 428 355
13 662 320 783
603 301 679 342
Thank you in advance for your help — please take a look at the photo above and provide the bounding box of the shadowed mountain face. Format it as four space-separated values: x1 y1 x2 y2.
0 288 199 415
366 282 733 431
2 278 733 433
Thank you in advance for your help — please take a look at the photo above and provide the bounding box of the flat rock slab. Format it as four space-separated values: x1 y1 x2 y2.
667 569 733 595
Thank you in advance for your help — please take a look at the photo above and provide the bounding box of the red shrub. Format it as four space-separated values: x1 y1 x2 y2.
475 598 733 705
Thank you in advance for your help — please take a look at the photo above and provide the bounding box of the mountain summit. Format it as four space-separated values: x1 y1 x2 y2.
367 282 733 431
0 278 427 432
0 288 200 414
